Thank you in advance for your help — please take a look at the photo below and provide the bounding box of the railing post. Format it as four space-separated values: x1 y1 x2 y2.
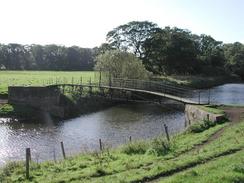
80 76 82 85
89 77 92 96
99 69 102 87
109 72 112 88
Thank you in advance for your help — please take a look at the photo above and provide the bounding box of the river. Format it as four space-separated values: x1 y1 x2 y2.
0 83 243 165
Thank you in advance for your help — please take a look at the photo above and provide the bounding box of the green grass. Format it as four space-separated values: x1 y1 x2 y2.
197 105 225 114
0 71 97 95
0 121 231 183
162 150 244 183
162 123 244 183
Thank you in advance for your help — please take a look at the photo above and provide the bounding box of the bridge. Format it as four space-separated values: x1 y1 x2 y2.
51 78 210 105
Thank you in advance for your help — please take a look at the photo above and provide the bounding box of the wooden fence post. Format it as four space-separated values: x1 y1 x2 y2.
99 139 102 151
60 141 66 159
53 148 56 163
129 136 132 142
208 89 211 104
26 148 30 179
198 91 201 104
164 124 170 142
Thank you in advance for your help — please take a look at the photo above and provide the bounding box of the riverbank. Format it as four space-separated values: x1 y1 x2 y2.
152 74 241 89
1 106 243 183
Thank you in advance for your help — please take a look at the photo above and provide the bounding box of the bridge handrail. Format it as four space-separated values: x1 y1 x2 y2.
111 78 197 92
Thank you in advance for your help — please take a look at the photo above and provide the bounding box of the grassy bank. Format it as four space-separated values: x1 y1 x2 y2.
2 107 244 183
153 74 241 89
0 71 96 95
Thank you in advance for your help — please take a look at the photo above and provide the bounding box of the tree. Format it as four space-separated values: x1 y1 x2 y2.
224 42 244 79
95 50 150 79
142 27 199 75
106 21 159 58
195 34 225 74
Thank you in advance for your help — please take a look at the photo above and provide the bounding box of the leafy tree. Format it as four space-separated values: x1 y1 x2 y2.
224 42 244 79
95 50 150 79
195 34 225 74
106 21 159 58
93 43 115 56
143 27 199 75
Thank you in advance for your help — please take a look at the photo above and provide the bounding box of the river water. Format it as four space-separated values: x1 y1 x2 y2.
0 83 243 165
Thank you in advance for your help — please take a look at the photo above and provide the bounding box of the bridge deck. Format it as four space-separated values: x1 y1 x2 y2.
55 84 205 105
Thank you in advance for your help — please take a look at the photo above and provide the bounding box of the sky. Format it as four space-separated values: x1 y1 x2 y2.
0 0 244 48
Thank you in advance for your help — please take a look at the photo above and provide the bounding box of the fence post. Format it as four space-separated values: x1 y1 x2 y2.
164 124 170 142
99 139 102 151
26 148 30 179
60 141 66 159
198 91 201 104
89 77 92 96
208 89 211 104
129 136 132 142
53 148 56 163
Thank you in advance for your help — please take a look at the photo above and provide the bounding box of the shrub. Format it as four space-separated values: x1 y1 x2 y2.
188 120 216 133
151 136 172 155
120 141 148 155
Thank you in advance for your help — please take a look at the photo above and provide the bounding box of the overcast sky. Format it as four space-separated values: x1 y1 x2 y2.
0 0 243 47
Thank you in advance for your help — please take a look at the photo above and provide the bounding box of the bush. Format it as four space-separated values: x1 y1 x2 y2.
120 136 174 156
95 50 151 80
120 141 148 155
151 136 173 155
189 120 216 133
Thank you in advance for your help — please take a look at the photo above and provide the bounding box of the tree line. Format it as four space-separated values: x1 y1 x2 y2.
1 21 244 80
0 44 95 71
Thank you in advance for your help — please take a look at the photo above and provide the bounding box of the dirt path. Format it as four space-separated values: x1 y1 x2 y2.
193 106 244 151
221 106 244 123
145 148 243 183
145 106 244 183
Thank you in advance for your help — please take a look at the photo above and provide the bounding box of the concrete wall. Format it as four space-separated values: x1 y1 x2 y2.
8 86 64 117
185 104 225 126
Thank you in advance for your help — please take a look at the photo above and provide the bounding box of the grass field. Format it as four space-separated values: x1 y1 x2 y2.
0 71 96 95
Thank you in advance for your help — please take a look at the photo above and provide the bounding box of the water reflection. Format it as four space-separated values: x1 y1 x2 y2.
0 103 184 165
208 84 244 105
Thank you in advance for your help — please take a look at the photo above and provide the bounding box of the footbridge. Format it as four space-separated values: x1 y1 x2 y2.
51 78 209 105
